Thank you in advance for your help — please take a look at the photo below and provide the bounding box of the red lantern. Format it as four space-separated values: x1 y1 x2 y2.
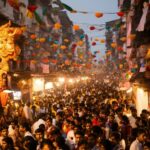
72 43 77 49
30 34 36 40
117 12 124 17
89 26 96 30
51 59 57 64
32 53 36 56
65 60 70 65
117 47 123 51
42 58 49 63
28 5 38 12
92 42 96 46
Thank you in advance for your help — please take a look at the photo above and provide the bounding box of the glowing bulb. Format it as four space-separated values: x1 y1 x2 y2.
45 82 53 89
55 82 60 87
58 77 65 83
68 79 73 84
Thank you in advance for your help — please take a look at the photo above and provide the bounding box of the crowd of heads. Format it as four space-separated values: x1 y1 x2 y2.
0 74 150 150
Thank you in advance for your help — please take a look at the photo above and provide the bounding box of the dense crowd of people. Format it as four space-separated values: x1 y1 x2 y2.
0 75 150 150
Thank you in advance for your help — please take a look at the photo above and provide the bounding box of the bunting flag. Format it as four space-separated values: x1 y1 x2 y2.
62 3 75 12
61 3 124 17
34 11 43 24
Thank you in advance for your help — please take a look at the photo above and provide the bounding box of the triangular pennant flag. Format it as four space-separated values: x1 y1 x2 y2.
62 3 75 12
34 11 43 24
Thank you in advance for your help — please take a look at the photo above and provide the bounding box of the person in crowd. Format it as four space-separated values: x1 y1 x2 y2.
0 125 13 147
19 121 37 150
32 114 45 134
109 132 124 150
53 135 70 150
41 140 54 150
0 137 14 150
130 128 146 150
23 102 33 122
35 128 46 150
129 108 138 129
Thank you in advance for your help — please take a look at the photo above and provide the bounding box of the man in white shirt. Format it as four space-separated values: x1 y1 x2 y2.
130 128 146 150
129 108 137 129
23 102 33 122
19 122 37 150
32 118 45 134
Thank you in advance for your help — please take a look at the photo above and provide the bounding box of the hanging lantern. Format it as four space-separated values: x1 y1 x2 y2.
27 5 38 12
30 34 36 40
92 42 96 46
117 12 124 17
52 44 59 49
77 41 84 46
51 59 57 64
73 25 80 31
100 39 105 43
54 23 62 29
111 42 117 48
42 58 49 63
35 44 40 48
65 60 70 65
71 43 77 50
80 35 84 39
79 55 83 59
120 37 126 42
94 38 99 41
95 12 103 18
89 26 96 30
128 34 136 40
117 46 123 51
39 38 46 43
64 39 69 43
106 51 112 56
60 45 67 50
